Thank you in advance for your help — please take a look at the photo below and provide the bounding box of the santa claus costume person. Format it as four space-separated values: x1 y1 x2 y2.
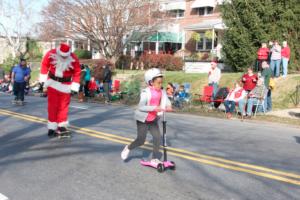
39 43 81 138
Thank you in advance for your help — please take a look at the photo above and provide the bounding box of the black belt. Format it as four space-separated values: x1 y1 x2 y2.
48 73 72 83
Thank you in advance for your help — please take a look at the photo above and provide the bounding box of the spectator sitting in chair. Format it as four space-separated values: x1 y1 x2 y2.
174 85 188 108
224 81 247 119
246 78 268 118
166 82 175 100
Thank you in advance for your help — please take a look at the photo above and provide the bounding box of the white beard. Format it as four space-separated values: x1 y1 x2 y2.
50 53 74 78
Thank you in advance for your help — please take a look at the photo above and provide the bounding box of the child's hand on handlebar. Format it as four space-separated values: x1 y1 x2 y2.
155 106 162 112
165 106 173 112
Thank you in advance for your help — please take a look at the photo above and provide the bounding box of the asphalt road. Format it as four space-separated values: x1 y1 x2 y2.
0 93 300 200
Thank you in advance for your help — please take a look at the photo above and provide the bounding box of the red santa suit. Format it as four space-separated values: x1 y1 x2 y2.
39 43 81 130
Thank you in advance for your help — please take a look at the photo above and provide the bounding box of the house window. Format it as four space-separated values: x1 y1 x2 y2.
198 8 205 16
207 7 213 15
198 7 214 16
169 10 185 19
196 33 217 51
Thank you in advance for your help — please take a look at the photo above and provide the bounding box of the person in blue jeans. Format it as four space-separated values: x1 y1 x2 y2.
261 61 273 112
208 61 221 108
11 58 31 105
270 41 282 78
246 78 267 117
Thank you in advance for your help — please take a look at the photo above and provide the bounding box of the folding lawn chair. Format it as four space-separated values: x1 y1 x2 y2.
194 85 214 108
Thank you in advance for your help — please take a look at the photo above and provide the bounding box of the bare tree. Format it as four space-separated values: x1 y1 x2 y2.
40 0 164 62
0 0 34 58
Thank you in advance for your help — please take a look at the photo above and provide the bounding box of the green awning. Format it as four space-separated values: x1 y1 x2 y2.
126 32 149 42
147 32 183 43
127 32 183 43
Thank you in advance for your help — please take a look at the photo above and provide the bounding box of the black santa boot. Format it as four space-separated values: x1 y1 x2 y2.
48 129 58 138
58 127 71 138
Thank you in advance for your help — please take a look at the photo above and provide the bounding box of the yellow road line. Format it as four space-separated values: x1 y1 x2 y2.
1 109 300 180
1 109 300 186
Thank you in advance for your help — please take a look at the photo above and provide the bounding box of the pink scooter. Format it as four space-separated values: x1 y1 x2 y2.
140 111 176 173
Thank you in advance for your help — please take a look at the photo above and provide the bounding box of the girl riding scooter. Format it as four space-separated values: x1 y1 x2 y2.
121 68 172 165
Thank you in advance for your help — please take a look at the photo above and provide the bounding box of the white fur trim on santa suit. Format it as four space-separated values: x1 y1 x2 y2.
50 53 74 78
71 82 80 92
44 79 71 94
39 74 48 83
56 47 71 57
58 121 69 128
48 121 58 130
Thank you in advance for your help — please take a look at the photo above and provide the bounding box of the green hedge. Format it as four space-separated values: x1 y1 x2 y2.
74 49 92 59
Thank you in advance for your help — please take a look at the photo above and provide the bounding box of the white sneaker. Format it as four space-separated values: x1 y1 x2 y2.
121 145 130 160
150 159 162 165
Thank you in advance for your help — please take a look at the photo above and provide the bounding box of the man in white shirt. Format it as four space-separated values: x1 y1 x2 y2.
208 61 221 100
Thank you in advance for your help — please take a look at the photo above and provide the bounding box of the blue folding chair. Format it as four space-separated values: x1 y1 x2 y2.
183 82 191 93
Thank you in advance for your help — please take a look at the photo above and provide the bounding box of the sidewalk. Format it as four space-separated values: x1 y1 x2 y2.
267 108 300 119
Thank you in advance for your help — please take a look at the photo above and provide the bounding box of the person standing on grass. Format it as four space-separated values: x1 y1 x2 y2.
11 58 31 105
242 68 258 93
208 61 221 100
257 43 269 71
261 61 273 112
270 41 282 78
281 41 291 78
102 64 112 103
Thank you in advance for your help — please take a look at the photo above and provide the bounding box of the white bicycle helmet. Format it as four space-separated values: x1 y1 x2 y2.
144 68 163 85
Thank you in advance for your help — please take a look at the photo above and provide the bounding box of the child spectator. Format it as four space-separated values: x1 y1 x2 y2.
174 85 188 108
88 77 98 98
242 68 258 93
224 81 247 119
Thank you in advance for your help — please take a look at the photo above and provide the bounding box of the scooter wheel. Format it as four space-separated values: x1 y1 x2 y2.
157 163 165 173
170 161 176 170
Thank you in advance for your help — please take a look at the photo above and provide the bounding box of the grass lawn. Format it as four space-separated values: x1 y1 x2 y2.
115 69 300 110
31 68 300 110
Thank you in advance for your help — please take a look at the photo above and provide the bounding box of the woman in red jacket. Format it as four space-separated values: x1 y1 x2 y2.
281 41 291 78
256 43 269 71
242 68 258 93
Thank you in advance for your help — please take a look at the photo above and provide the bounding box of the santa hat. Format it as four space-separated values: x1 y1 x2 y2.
57 43 71 57
211 60 218 65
